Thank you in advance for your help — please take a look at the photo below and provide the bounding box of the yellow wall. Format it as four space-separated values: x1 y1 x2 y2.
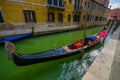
64 0 74 10
1 1 47 23
0 0 109 26
24 0 46 4
64 11 73 23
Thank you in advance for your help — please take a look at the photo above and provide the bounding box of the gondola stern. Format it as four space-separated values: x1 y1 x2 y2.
5 41 16 60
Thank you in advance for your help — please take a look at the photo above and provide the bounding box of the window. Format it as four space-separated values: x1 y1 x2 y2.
88 2 90 9
87 15 93 21
23 10 36 23
87 15 90 21
48 12 54 22
47 0 52 5
73 15 80 22
0 10 4 23
105 18 107 21
69 0 72 4
90 15 92 21
95 16 99 21
99 17 102 21
53 0 57 6
92 4 94 10
68 15 71 22
85 1 87 7
92 16 94 21
74 0 80 10
99 17 101 21
104 17 107 21
58 13 63 22
94 5 97 10
92 4 97 10
59 0 63 7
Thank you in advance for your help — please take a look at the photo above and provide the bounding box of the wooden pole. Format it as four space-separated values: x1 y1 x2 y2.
81 10 87 52
32 27 34 36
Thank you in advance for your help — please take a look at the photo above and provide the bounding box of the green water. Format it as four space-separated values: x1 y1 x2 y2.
0 27 103 80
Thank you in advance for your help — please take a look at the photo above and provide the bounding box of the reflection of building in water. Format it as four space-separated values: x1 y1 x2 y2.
0 0 109 28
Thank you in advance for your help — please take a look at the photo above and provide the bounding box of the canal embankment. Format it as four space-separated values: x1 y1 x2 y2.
0 24 78 37
0 23 104 37
82 26 120 80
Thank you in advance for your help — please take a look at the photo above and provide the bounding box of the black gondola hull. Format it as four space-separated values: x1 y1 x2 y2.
13 51 79 66
13 41 100 66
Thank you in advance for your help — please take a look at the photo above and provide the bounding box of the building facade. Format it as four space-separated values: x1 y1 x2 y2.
0 0 109 28
109 8 120 23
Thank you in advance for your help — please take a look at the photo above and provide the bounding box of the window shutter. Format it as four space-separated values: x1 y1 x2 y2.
0 11 4 23
68 15 71 22
32 11 36 22
52 13 54 22
23 10 29 22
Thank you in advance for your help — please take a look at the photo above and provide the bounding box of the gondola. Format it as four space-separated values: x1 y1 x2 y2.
5 30 107 66
0 33 32 44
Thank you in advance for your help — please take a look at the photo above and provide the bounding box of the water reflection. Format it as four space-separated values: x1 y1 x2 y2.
57 26 116 80
58 49 101 80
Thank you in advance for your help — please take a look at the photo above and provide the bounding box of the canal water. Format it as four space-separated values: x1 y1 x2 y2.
57 33 112 80
0 27 114 80
57 48 102 80
56 26 114 80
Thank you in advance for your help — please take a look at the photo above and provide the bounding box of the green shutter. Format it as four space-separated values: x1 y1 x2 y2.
23 10 29 22
52 13 54 22
32 11 36 22
68 15 71 22
0 11 4 23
